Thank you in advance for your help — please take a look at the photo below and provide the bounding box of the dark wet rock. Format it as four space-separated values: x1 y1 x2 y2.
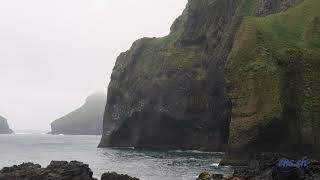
0 161 141 180
204 153 320 180
101 172 139 180
0 161 96 180
197 172 212 180
51 93 107 135
0 116 13 134
197 172 225 180
211 174 224 180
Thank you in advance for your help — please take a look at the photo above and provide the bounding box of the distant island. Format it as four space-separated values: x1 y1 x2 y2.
0 116 13 134
50 93 107 135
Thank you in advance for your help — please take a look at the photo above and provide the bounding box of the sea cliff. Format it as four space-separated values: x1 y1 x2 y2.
100 0 319 160
51 93 107 135
226 0 320 158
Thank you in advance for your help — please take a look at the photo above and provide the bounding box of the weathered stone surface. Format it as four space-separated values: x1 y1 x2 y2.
0 116 13 134
51 93 107 135
200 154 320 180
101 172 139 180
0 161 96 180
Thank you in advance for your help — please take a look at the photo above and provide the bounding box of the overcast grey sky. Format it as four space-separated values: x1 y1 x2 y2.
0 0 187 131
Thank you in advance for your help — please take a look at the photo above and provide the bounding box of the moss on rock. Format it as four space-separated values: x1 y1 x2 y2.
226 0 320 154
100 0 319 156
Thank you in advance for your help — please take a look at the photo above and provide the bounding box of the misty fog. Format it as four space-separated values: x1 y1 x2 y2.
0 0 187 131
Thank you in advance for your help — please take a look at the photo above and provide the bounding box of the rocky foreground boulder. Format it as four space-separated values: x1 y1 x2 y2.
0 161 95 180
197 153 320 180
101 172 139 180
0 161 139 180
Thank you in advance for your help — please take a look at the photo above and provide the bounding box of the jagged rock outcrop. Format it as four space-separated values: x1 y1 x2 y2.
51 93 107 135
0 116 13 134
0 161 96 180
100 0 319 158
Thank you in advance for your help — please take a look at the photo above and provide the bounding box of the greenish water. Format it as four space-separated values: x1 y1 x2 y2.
0 134 233 180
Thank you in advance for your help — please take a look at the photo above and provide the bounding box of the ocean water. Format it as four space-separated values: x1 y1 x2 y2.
0 134 233 180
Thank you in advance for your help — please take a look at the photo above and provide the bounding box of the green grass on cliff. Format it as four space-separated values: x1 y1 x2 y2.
111 28 209 92
228 0 320 150
252 0 320 55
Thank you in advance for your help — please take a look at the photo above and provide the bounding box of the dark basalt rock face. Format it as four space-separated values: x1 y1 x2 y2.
0 116 13 134
51 93 107 135
99 0 243 151
101 172 139 180
200 154 320 180
0 161 96 180
100 0 317 161
99 0 304 151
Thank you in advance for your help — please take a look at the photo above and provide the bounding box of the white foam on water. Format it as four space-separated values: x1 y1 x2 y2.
210 162 220 167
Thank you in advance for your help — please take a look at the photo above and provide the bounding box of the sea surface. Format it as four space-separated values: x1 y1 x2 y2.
0 134 233 180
